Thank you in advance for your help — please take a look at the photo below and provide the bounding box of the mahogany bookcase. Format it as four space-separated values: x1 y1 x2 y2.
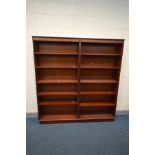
33 37 124 123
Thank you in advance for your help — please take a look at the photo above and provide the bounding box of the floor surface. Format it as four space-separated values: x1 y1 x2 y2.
27 115 129 155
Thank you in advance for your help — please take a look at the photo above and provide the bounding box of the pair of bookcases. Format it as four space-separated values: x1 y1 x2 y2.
33 37 124 123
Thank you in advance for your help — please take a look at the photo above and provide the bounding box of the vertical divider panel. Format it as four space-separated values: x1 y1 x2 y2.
113 44 124 117
77 41 81 118
33 41 40 119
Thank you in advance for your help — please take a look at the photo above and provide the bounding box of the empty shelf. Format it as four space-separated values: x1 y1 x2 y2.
80 79 118 83
35 52 78 55
79 114 114 120
39 101 77 106
81 66 120 69
40 114 114 123
40 114 77 122
80 91 117 95
37 79 78 84
80 102 115 107
38 91 78 96
81 53 121 56
36 65 78 69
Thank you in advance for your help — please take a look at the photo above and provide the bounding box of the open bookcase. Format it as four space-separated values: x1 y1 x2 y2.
33 37 124 123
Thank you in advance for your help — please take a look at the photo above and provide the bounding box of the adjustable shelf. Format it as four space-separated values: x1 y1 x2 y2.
36 65 78 69
33 37 124 123
80 91 117 95
36 66 120 69
39 101 77 106
81 53 121 56
39 114 77 123
81 66 120 69
35 52 78 55
80 79 118 84
37 79 78 84
79 114 114 120
38 91 78 96
80 102 115 107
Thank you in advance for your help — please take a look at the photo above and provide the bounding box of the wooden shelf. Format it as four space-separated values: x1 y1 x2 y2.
37 79 78 84
35 52 121 56
81 38 124 44
36 65 78 69
38 91 117 96
79 114 114 120
81 66 120 69
36 66 119 69
39 114 114 123
38 91 77 96
33 37 79 42
80 102 115 107
81 53 121 56
80 91 117 95
40 114 77 122
35 52 78 55
80 79 118 84
39 101 77 106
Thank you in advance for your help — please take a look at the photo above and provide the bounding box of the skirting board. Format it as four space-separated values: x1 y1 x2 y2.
27 111 129 118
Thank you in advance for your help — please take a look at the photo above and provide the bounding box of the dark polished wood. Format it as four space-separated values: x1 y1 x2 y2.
33 36 124 123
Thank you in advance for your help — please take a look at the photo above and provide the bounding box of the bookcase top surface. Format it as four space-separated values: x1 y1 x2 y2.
32 36 124 44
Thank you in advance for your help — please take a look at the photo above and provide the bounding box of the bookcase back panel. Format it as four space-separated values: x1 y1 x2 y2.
37 68 77 80
39 96 77 102
38 84 77 92
80 83 115 91
80 106 114 114
81 56 120 67
81 69 117 80
36 55 78 67
40 105 76 115
37 42 79 53
81 43 120 54
80 95 115 102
